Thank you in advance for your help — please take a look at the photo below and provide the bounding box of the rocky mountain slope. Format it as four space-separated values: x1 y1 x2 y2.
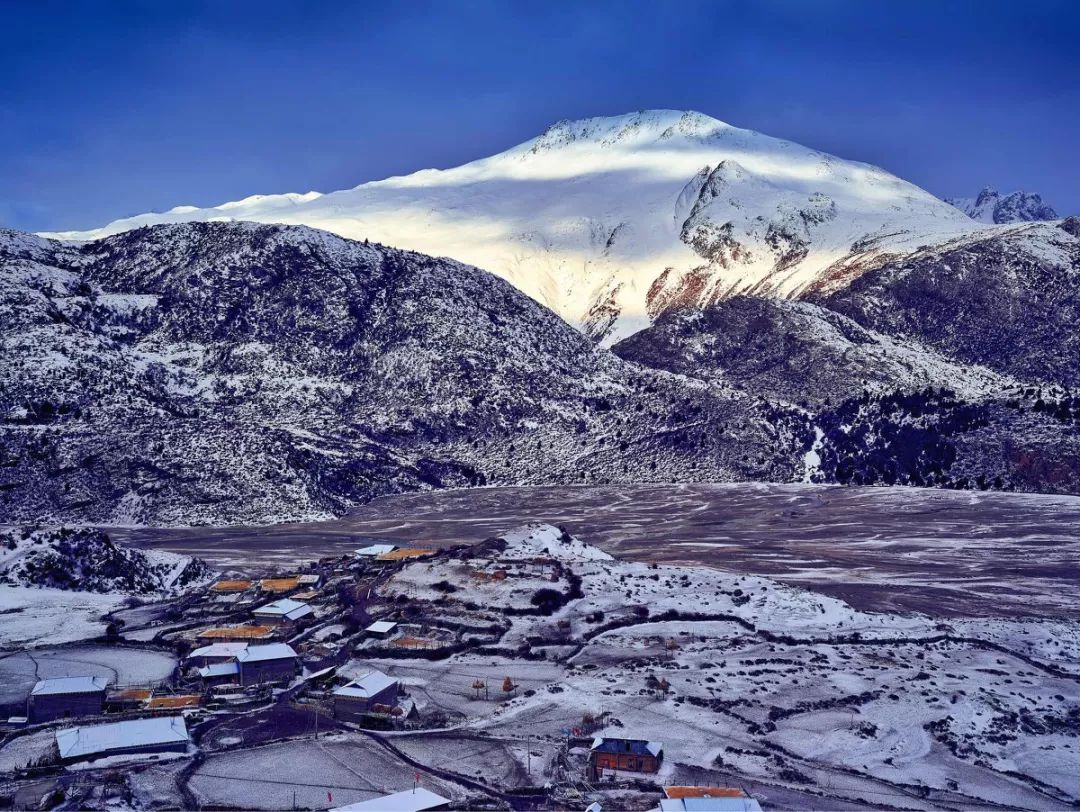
947 186 1059 224
45 110 979 343
0 526 209 593
612 217 1080 496
0 222 801 526
813 220 1080 387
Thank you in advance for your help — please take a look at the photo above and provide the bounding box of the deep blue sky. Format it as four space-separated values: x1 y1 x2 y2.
3 0 1077 232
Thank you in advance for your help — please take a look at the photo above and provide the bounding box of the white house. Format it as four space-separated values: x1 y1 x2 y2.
252 598 313 625
55 716 190 763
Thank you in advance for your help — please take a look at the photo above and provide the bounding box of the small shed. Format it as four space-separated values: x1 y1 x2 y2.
29 676 109 723
253 598 313 625
364 620 398 639
197 661 239 687
332 670 400 720
589 736 663 774
330 787 450 811
55 715 189 764
235 643 299 686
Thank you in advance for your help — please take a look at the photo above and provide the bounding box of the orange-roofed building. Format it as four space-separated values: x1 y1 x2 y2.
374 548 435 562
197 625 276 641
259 577 301 594
211 580 252 593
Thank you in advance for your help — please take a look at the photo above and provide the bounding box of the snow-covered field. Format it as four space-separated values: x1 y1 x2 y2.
351 524 1080 808
188 737 457 810
115 482 1080 619
0 585 123 649
0 645 177 709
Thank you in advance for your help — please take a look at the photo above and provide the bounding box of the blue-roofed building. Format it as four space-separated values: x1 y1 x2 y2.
29 676 110 723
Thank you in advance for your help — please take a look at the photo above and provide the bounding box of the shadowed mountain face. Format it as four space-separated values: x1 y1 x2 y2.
0 222 799 526
814 221 1080 387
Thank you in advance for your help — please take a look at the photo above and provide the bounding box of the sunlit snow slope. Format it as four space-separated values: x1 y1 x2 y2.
46 110 981 342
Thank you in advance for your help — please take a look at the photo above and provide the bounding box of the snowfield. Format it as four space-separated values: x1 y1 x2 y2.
357 523 1080 808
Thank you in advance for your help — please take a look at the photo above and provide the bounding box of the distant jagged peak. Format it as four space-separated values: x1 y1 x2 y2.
947 185 1058 224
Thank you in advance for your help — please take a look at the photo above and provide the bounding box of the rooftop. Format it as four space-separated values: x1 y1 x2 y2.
236 643 298 663
146 695 201 710
365 620 398 634
254 598 313 620
188 642 249 660
210 579 252 593
375 547 435 561
354 543 398 557
198 625 276 640
590 736 663 757
333 669 398 699
55 716 189 760
259 577 301 593
330 787 449 812
31 676 110 696
198 662 239 679
658 796 762 812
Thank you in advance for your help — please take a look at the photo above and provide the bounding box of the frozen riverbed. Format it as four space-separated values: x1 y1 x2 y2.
111 483 1080 619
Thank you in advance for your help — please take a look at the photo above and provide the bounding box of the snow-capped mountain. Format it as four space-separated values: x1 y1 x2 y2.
45 110 979 343
4 219 1080 524
947 186 1059 224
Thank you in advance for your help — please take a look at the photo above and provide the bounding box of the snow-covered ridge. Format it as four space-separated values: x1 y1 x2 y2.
947 186 1059 224
42 110 982 342
0 526 210 594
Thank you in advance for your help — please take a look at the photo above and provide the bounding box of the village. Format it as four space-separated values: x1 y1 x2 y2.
1 523 1079 811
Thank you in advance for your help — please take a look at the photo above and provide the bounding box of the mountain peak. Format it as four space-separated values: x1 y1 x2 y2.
948 187 1058 224
526 110 731 153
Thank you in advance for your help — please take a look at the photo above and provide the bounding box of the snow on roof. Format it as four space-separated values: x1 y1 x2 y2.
296 574 320 585
659 797 762 812
198 662 239 678
188 642 248 660
330 787 449 812
365 620 397 634
31 676 109 696
254 598 313 620
333 669 398 699
235 643 298 663
55 715 189 760
590 736 662 757
354 543 398 557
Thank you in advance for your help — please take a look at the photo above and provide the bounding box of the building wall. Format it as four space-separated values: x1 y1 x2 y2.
239 658 296 686
30 692 106 723
591 751 660 773
62 740 189 764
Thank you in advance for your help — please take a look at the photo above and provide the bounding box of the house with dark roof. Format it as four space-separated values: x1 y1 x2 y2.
332 669 400 720
29 676 109 723
589 736 663 775
235 643 299 686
